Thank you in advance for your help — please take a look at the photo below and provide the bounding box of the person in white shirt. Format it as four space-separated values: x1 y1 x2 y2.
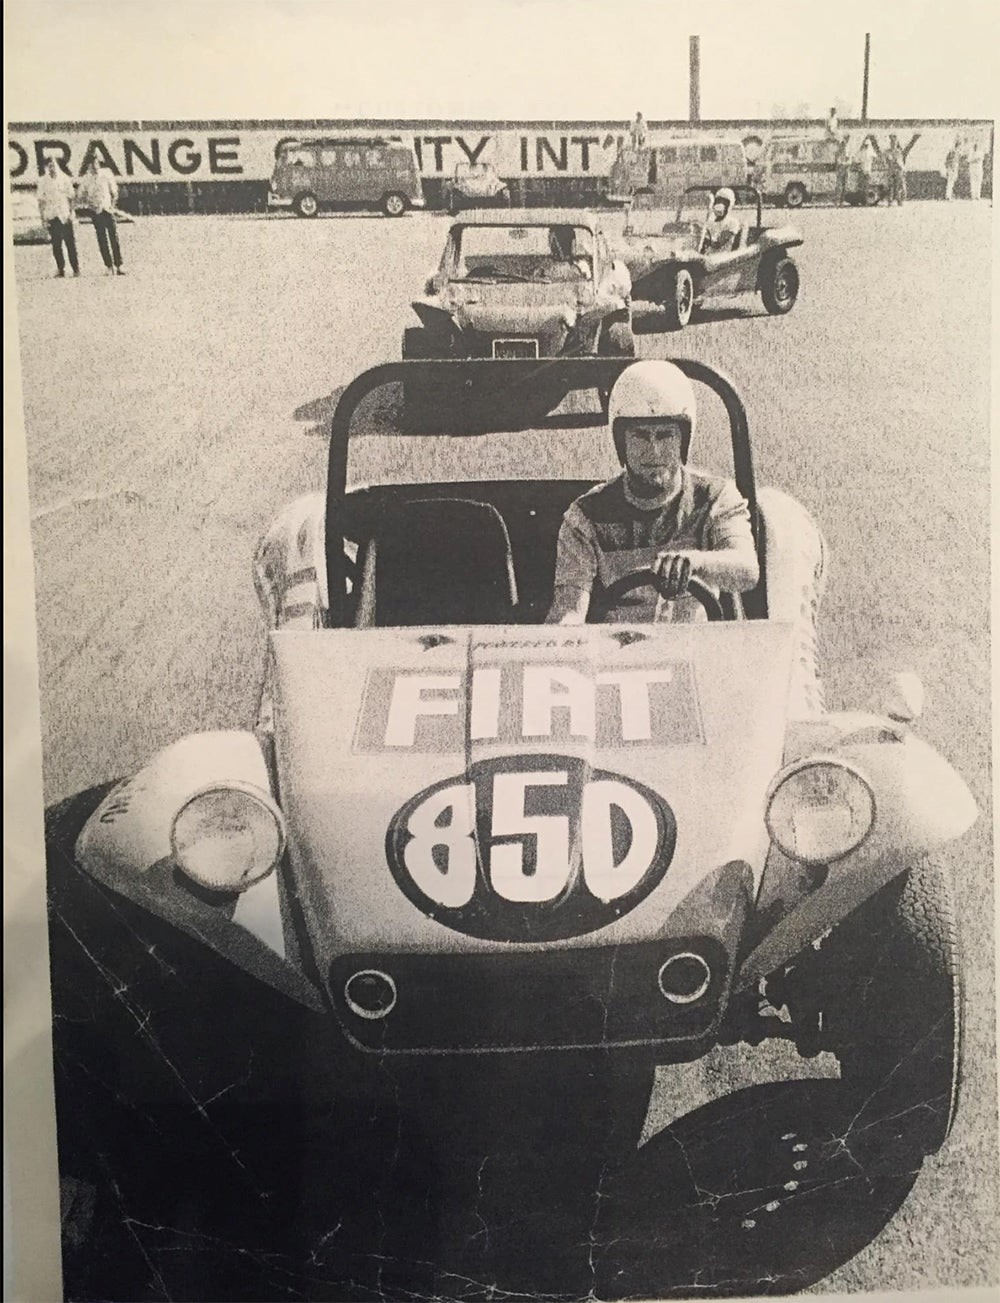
547 361 758 625
630 113 648 151
943 139 960 201
36 160 79 278
858 135 877 180
967 139 984 201
78 160 126 275
700 188 741 254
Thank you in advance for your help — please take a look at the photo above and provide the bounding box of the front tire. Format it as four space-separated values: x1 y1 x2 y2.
383 192 408 217
760 255 799 315
661 268 694 331
784 181 807 209
761 254 803 315
294 191 319 218
795 860 962 1156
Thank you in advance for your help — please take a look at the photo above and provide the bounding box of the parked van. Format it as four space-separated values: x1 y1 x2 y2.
751 135 889 208
606 137 748 204
268 137 425 217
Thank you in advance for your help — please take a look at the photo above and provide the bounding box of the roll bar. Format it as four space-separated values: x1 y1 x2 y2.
325 357 764 626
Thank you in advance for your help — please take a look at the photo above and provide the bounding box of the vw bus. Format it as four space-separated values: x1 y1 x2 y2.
606 137 748 205
269 137 426 218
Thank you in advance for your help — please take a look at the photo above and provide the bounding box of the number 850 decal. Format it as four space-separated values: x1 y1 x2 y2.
386 754 676 942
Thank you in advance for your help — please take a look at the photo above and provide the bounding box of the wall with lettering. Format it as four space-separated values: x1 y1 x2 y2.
9 120 994 187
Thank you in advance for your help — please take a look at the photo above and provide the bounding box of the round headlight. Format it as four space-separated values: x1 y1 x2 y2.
765 760 875 864
171 785 285 892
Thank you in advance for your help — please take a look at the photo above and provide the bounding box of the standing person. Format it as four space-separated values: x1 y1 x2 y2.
943 138 960 200
835 135 851 205
967 138 984 201
826 106 839 139
36 159 79 278
858 134 877 189
886 135 906 206
630 112 648 151
79 159 126 275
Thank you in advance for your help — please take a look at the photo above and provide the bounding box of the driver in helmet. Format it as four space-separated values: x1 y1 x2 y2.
546 224 591 278
546 360 759 624
700 187 741 253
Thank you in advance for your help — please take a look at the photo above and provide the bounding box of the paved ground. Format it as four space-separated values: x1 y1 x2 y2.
11 199 996 1296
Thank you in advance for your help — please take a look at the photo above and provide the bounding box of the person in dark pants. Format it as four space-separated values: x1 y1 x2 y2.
79 160 126 275
835 136 851 206
36 160 79 277
886 135 906 207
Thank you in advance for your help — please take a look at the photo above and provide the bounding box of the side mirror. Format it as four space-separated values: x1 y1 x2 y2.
884 671 924 724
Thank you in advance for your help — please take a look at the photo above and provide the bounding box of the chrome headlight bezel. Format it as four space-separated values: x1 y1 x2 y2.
765 757 876 865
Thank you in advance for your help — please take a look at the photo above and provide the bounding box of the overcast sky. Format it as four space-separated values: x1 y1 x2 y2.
4 0 998 122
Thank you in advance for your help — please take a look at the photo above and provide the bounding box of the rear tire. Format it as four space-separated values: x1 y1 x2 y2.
661 268 694 331
294 191 319 218
383 192 407 217
760 255 799 315
864 184 883 207
784 181 807 209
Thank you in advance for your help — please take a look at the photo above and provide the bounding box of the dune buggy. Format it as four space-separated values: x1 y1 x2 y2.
48 355 973 1234
611 185 803 329
442 160 511 214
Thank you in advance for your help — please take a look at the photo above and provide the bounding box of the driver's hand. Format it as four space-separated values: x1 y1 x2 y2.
656 552 692 599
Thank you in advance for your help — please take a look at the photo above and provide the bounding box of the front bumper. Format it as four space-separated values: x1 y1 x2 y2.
267 192 294 208
330 937 733 1055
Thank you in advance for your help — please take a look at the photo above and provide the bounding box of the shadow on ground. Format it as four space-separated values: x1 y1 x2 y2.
294 388 346 438
633 299 763 334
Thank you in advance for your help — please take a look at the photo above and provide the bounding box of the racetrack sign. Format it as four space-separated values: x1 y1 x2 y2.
386 753 676 941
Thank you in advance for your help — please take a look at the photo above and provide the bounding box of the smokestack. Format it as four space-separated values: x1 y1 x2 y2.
689 36 701 123
861 33 871 123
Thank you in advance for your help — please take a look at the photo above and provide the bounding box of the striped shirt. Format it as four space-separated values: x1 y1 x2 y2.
553 468 753 622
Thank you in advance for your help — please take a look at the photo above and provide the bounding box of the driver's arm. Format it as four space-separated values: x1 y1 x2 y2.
657 483 759 597
546 506 598 624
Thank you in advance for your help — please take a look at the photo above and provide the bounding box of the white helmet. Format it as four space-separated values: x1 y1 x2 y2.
608 360 697 462
714 186 736 212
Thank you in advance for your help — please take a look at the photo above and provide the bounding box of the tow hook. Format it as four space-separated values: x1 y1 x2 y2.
721 954 829 1059
763 948 830 1059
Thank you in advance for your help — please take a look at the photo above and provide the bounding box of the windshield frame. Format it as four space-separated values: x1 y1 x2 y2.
445 221 597 283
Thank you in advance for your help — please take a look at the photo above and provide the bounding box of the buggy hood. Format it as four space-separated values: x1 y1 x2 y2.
271 622 796 965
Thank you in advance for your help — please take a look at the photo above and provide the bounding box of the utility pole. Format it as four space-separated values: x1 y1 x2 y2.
861 33 871 123
689 36 701 123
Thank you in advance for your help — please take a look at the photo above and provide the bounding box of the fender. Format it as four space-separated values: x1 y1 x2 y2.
411 298 457 332
581 288 631 326
757 486 827 720
738 722 978 989
253 491 328 630
75 730 323 1009
756 225 803 252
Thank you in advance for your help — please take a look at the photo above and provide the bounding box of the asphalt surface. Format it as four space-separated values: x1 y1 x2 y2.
11 200 997 1297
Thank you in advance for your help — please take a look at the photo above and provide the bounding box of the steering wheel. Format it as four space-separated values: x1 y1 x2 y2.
591 571 725 622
